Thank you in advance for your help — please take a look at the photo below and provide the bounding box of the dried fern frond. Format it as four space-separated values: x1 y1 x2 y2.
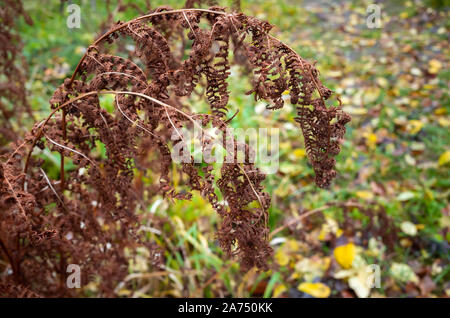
0 6 350 297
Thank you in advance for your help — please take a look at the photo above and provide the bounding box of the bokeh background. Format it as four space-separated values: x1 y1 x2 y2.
6 0 450 297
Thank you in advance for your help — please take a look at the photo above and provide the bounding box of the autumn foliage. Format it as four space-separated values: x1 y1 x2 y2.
0 5 350 297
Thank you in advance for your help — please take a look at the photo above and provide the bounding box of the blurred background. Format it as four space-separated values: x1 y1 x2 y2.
4 0 449 297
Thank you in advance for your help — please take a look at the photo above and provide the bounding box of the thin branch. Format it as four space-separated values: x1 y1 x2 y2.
44 134 96 166
164 106 185 143
115 97 158 138
182 11 197 39
39 168 66 209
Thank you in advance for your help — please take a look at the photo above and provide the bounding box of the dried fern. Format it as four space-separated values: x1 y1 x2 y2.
0 6 350 297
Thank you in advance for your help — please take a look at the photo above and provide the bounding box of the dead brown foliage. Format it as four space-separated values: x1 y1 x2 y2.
0 0 34 151
0 6 350 297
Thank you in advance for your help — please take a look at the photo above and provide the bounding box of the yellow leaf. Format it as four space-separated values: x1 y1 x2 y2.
400 221 417 236
349 275 371 298
423 84 436 90
327 70 343 78
334 243 356 269
322 257 331 271
363 87 380 104
416 224 425 230
376 77 389 88
438 150 450 166
290 272 300 280
438 118 450 127
117 288 132 296
295 257 330 281
397 191 415 201
275 249 289 266
425 188 434 201
318 226 328 241
428 59 442 74
319 218 342 241
405 154 416 166
279 142 291 150
400 238 412 247
343 106 367 115
366 133 377 149
286 239 300 252
434 107 447 115
273 284 287 298
390 263 419 283
406 120 424 134
293 148 307 158
298 282 331 298
356 191 374 200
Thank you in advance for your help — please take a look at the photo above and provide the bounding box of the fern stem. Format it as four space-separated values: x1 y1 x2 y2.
68 8 227 87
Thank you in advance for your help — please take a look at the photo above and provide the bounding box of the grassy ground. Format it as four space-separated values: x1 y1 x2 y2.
16 0 449 297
